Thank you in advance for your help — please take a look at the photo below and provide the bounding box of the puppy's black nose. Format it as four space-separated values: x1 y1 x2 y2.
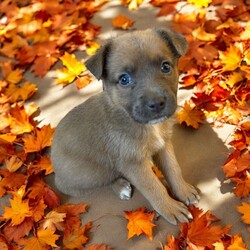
145 96 166 113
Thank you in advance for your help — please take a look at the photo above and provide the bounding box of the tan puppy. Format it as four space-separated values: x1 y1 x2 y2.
51 28 200 225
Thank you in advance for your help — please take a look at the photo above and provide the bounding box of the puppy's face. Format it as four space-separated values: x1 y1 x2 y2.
86 28 188 124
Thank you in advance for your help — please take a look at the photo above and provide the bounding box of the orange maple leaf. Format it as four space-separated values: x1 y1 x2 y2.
3 194 32 226
19 228 59 250
63 222 92 249
87 244 112 250
181 206 230 248
112 14 135 30
176 101 205 129
237 202 250 225
23 124 55 153
5 82 37 102
125 207 156 240
3 218 33 243
228 235 247 250
10 105 34 135
232 175 250 198
4 155 23 172
34 156 54 175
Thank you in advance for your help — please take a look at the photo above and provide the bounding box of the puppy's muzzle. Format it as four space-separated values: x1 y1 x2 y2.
132 91 177 124
144 95 166 114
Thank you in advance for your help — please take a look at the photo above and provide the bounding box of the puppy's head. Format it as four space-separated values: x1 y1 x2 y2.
86 28 188 124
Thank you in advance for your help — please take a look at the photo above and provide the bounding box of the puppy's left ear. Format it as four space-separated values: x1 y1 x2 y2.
85 40 111 80
155 27 188 57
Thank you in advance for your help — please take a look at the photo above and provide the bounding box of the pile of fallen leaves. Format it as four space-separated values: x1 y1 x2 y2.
0 0 250 249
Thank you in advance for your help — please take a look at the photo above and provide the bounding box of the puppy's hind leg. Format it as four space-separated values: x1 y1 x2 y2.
112 178 133 200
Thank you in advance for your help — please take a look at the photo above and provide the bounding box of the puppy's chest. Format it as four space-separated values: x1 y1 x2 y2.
146 125 166 154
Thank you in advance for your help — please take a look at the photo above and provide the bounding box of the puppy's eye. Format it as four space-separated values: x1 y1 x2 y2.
161 61 171 73
118 73 133 87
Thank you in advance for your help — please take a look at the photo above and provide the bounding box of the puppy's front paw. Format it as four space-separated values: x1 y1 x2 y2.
156 199 193 225
174 182 200 206
112 178 133 200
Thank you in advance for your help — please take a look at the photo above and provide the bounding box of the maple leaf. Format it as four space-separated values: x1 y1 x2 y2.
180 206 230 248
176 101 205 129
4 155 23 172
232 175 250 198
228 235 247 250
5 82 37 103
3 218 33 242
237 202 250 225
87 244 113 250
86 41 100 55
31 198 47 222
56 52 86 86
10 105 34 135
219 45 242 72
41 210 66 231
112 14 135 30
23 124 55 153
76 74 92 90
63 222 92 249
120 0 143 10
30 41 60 77
125 207 156 240
0 170 26 197
19 228 59 250
43 186 61 209
192 26 216 42
34 156 54 175
187 0 212 8
3 194 32 226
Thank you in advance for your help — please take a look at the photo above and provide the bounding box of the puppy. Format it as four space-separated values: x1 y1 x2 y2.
51 28 200 225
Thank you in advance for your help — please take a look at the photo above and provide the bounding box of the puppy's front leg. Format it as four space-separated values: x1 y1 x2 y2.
121 162 193 225
154 140 200 205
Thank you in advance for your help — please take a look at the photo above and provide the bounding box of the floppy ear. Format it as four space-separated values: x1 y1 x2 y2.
155 27 188 57
85 40 111 80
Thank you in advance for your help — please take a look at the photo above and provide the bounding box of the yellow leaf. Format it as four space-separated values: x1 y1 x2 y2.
228 235 247 250
188 0 212 8
0 134 16 143
120 0 143 10
125 208 156 240
86 41 100 56
3 195 32 226
227 72 244 88
56 52 86 85
243 48 250 65
219 45 242 72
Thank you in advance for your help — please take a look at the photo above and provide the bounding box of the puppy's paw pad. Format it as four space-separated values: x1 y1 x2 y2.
119 185 132 200
112 178 133 200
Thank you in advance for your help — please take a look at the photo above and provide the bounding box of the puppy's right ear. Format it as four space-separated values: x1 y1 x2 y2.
85 40 111 80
